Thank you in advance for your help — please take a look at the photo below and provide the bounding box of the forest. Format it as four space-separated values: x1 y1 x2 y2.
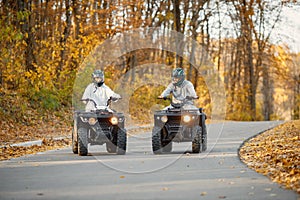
1 0 300 126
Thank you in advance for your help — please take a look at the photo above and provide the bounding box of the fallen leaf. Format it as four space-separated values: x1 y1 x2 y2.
200 192 207 196
239 120 300 194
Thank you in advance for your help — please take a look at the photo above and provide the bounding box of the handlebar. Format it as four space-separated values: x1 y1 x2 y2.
81 96 121 107
157 96 198 100
187 96 199 100
110 97 122 101
81 98 97 106
157 97 171 100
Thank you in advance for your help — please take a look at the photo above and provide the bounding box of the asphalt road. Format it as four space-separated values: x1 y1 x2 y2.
0 121 298 200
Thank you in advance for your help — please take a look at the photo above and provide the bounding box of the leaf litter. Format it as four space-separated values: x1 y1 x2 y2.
239 120 300 194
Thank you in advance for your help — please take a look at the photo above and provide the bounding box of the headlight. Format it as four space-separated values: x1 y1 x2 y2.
118 117 124 123
88 117 97 125
161 115 168 123
183 115 191 123
110 116 118 125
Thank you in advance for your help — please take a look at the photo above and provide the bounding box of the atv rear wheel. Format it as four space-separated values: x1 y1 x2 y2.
152 127 162 154
192 126 202 153
78 127 88 156
116 128 127 155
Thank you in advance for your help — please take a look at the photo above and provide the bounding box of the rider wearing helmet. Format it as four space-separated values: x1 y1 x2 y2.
82 69 121 111
92 69 105 87
158 68 199 110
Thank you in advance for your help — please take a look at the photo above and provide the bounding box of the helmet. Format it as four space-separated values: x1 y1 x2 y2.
92 69 104 86
172 68 185 86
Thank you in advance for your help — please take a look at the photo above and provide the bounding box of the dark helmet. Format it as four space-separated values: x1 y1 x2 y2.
172 68 185 86
92 69 104 86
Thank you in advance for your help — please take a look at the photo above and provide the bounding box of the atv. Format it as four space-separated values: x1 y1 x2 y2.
72 97 127 156
152 96 207 154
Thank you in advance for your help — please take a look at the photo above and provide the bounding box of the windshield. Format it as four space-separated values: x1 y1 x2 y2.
87 97 108 107
82 97 111 112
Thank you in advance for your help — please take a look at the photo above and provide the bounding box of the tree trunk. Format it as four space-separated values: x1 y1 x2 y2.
173 0 183 68
17 0 36 72
58 0 72 81
262 64 274 120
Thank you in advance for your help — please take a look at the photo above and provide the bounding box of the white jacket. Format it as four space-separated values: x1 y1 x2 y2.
82 83 120 111
161 80 197 104
160 80 199 111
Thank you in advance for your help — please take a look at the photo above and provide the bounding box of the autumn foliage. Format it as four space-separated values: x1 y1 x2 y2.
239 120 300 194
0 0 299 193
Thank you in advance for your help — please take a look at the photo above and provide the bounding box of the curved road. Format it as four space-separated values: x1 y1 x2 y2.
0 121 298 200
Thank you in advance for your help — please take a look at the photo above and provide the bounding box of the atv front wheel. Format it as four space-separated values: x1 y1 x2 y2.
152 127 162 154
116 128 127 155
192 126 202 153
78 127 88 156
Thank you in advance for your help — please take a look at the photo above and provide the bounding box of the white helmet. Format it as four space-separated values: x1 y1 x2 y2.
92 69 104 87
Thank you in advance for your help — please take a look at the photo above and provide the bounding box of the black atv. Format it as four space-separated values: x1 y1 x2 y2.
72 97 127 156
152 96 207 154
